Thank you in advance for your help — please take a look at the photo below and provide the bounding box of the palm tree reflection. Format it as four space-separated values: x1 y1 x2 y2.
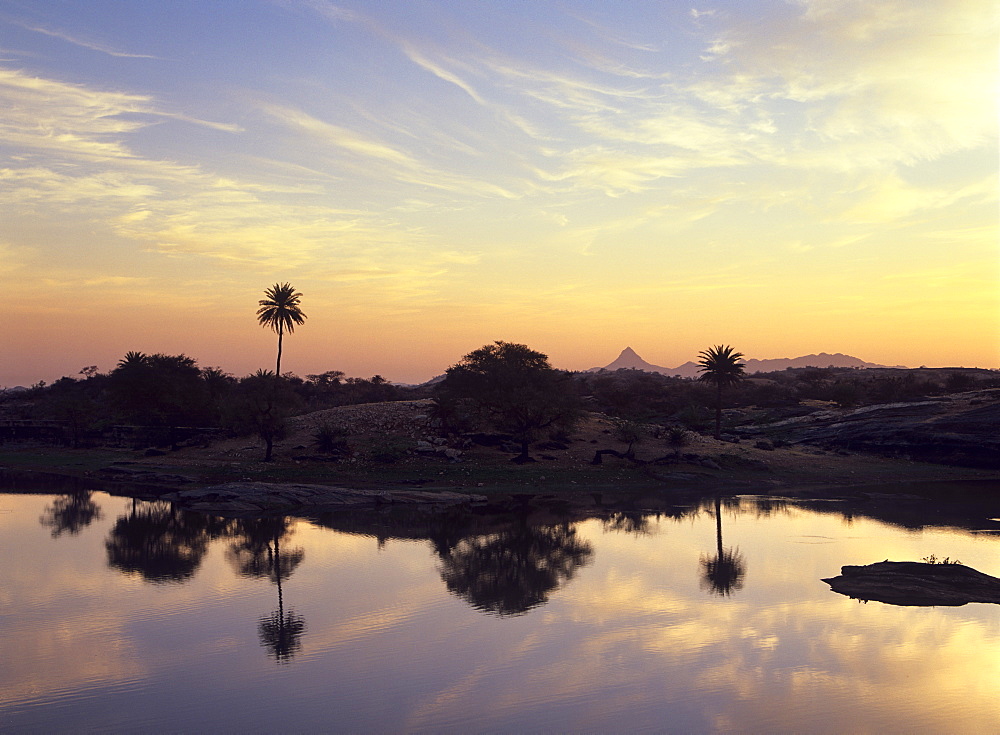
699 495 746 596
227 517 307 663
258 606 307 663
40 492 102 537
437 521 594 617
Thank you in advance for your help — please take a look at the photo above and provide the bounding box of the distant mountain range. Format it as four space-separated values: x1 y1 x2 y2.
588 347 902 379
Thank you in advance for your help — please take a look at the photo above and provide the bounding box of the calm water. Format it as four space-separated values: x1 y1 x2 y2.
1 474 998 733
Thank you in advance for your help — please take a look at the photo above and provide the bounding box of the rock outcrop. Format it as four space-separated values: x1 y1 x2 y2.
738 390 1000 468
822 560 1000 606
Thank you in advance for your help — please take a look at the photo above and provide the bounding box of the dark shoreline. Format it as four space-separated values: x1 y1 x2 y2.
3 443 998 518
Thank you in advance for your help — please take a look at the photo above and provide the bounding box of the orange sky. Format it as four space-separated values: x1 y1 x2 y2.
2 0 997 386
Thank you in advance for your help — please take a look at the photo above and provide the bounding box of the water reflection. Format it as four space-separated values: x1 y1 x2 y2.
437 520 594 616
105 500 230 583
313 506 596 616
3 475 1000 733
227 518 308 663
699 496 746 596
258 604 307 663
227 517 305 583
601 510 655 535
39 492 102 537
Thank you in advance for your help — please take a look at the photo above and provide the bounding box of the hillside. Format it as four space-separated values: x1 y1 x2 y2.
5 395 993 503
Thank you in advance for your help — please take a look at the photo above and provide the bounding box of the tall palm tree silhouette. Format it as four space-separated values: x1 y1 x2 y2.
697 345 746 439
256 283 307 376
700 495 746 596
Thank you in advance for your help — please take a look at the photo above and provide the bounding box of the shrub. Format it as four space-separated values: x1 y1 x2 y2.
676 404 710 432
313 422 350 456
666 425 690 449
922 555 962 565
611 417 646 457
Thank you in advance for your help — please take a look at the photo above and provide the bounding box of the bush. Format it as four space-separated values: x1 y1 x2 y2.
666 425 690 449
611 417 646 457
313 422 350 456
675 404 710 432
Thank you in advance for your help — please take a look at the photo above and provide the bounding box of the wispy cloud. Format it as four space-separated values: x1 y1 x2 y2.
9 19 159 59
262 101 524 198
401 44 486 106
262 102 419 167
0 67 238 163
158 112 244 133
565 9 659 52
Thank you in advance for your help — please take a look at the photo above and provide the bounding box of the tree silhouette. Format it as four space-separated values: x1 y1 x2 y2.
225 370 299 461
108 351 211 433
39 492 102 537
256 283 307 376
438 341 580 463
697 345 746 439
437 521 593 616
699 495 746 596
227 518 307 663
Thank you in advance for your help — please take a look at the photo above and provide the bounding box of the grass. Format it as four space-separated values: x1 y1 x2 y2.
0 447 130 474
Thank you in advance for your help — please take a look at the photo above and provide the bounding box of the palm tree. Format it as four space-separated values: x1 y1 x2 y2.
256 283 307 376
697 344 745 439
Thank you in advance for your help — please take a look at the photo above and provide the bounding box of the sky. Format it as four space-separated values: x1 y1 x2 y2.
1 0 997 386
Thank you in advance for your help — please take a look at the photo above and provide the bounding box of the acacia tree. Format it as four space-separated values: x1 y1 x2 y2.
257 283 307 376
438 341 580 463
697 344 746 439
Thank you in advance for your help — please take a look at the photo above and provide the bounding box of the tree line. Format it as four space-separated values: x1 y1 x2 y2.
2 282 994 459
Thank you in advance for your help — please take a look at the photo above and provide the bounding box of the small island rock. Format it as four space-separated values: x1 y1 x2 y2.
823 560 1000 606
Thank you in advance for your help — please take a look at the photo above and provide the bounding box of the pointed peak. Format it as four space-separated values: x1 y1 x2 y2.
595 347 669 373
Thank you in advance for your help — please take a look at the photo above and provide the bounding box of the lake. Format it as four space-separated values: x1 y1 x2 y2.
1 472 998 733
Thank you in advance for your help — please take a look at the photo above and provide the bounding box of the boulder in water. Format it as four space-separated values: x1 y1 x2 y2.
822 560 1000 606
